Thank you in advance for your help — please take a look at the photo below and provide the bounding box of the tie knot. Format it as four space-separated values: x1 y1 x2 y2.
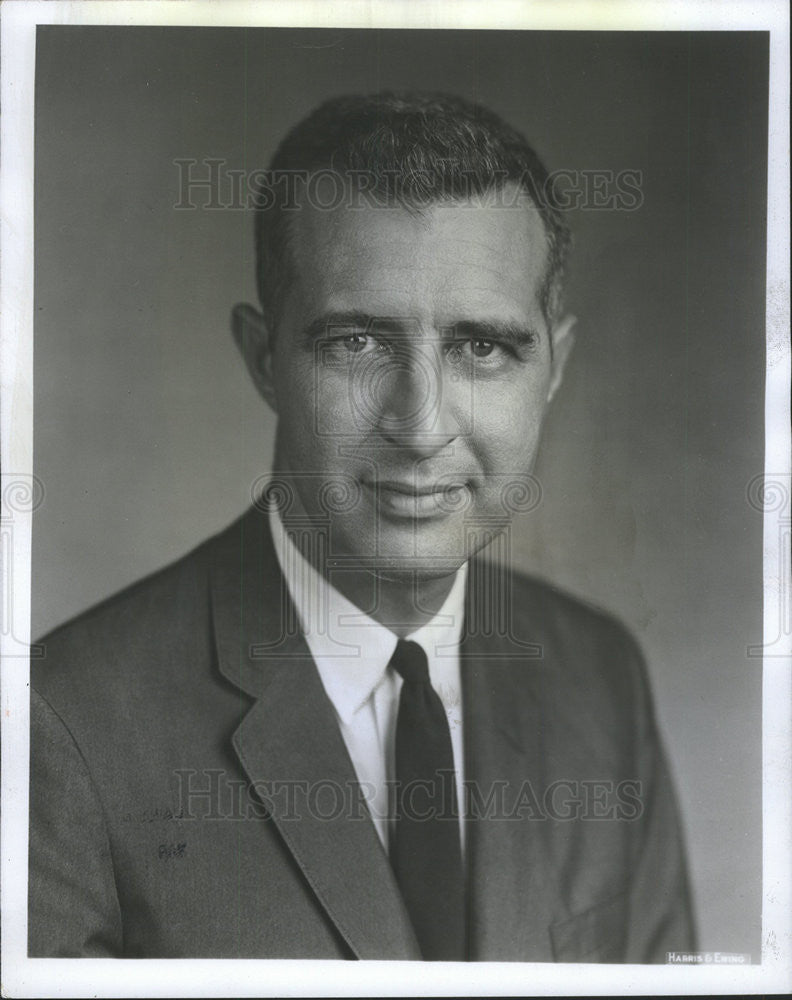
389 639 430 685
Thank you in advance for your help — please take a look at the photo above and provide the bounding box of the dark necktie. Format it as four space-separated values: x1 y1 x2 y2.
389 639 465 961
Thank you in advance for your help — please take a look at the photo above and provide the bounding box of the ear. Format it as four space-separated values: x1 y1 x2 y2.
547 313 576 403
231 303 278 413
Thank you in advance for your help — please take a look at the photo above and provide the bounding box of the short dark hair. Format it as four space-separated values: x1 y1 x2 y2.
254 91 571 330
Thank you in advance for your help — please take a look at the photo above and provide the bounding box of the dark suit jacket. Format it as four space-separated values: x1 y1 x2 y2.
29 506 695 960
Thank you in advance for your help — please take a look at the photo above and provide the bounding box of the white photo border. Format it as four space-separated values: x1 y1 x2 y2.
1 1 789 996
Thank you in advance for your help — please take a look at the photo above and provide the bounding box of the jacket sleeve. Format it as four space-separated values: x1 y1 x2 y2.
28 690 123 956
623 634 697 963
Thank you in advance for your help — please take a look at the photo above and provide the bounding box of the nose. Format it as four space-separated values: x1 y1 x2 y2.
363 344 462 456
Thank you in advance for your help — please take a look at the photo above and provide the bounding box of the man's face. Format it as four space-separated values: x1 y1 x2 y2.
240 190 573 577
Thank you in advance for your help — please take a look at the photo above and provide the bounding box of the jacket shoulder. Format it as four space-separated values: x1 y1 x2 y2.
511 569 640 646
37 535 208 649
502 566 652 707
31 512 252 701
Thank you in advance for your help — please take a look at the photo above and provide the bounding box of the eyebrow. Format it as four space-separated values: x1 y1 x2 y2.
302 311 541 348
448 319 540 349
301 311 410 342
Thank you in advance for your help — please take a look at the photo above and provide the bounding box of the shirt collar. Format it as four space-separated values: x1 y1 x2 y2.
268 503 467 724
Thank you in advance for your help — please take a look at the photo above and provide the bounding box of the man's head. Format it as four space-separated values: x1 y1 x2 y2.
233 91 575 578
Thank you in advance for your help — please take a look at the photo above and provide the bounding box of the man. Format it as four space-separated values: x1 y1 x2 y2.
29 92 695 961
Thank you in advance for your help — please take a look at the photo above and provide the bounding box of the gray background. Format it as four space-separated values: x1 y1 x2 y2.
34 27 768 956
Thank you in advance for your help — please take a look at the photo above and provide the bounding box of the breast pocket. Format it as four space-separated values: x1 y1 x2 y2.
549 892 628 963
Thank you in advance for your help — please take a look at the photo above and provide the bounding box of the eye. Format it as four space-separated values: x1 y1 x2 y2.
471 337 495 358
326 331 393 361
446 338 503 362
342 332 368 353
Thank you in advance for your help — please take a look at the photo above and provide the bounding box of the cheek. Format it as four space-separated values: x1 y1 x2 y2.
273 391 321 472
469 379 550 467
279 349 358 422
273 358 316 427
274 362 361 475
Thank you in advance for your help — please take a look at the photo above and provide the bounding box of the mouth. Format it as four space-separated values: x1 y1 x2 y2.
361 479 469 518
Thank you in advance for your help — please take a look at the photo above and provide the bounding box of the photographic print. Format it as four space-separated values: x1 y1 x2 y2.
1 2 789 997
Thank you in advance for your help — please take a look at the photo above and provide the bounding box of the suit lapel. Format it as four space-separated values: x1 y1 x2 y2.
461 560 556 961
209 507 420 960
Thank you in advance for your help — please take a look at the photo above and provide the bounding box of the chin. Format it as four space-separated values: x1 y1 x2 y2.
331 518 472 576
370 561 463 585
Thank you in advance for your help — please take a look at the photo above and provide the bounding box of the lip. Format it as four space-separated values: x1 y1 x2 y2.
361 479 467 519
374 480 450 497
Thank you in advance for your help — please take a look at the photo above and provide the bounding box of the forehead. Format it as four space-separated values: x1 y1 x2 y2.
287 189 549 327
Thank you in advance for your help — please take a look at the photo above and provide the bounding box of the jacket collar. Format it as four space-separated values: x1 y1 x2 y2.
210 506 420 958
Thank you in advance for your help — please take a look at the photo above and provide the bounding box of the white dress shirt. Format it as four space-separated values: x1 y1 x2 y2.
269 505 467 854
